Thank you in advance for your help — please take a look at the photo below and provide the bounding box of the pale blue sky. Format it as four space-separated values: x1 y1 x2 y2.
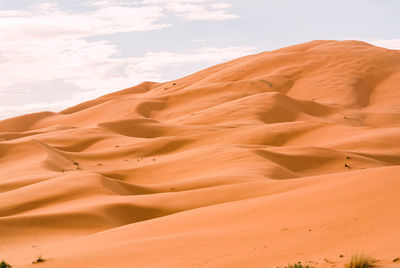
0 0 399 119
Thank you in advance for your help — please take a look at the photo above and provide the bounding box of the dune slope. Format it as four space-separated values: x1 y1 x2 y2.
0 40 400 268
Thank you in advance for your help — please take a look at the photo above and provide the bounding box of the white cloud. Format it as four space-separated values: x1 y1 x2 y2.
0 44 255 119
141 0 238 21
126 46 255 73
86 0 139 7
0 0 243 120
0 10 31 17
344 38 400 50
369 38 400 50
210 2 231 9
0 101 73 121
35 3 60 11
0 3 168 41
86 0 239 21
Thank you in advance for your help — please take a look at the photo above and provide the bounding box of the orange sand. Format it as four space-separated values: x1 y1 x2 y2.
0 40 400 267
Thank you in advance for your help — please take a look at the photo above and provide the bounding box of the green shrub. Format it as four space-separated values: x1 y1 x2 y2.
0 260 11 268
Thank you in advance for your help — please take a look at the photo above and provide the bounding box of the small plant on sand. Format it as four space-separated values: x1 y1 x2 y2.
0 260 11 268
72 161 81 170
344 253 375 268
285 262 312 268
32 255 44 264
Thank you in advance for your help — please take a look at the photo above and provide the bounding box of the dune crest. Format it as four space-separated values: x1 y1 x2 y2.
0 40 400 267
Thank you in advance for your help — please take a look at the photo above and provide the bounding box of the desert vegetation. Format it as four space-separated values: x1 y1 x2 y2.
344 253 375 268
0 260 11 268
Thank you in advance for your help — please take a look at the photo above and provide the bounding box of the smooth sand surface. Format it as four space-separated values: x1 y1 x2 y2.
0 40 400 267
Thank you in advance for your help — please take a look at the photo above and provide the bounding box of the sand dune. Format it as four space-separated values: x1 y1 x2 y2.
0 40 400 267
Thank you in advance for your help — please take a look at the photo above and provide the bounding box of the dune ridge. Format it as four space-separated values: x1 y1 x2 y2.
0 40 400 267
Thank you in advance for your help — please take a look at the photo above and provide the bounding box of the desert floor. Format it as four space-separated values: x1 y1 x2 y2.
0 40 400 267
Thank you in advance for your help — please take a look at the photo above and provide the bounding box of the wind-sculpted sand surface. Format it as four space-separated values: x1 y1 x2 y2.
1 40 399 267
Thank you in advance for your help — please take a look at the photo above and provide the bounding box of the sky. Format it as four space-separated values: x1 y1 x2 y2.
0 0 399 119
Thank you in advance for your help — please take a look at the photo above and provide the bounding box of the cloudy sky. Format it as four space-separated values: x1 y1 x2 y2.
0 0 399 119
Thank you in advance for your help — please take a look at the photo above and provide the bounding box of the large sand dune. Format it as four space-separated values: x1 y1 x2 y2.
0 40 400 267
